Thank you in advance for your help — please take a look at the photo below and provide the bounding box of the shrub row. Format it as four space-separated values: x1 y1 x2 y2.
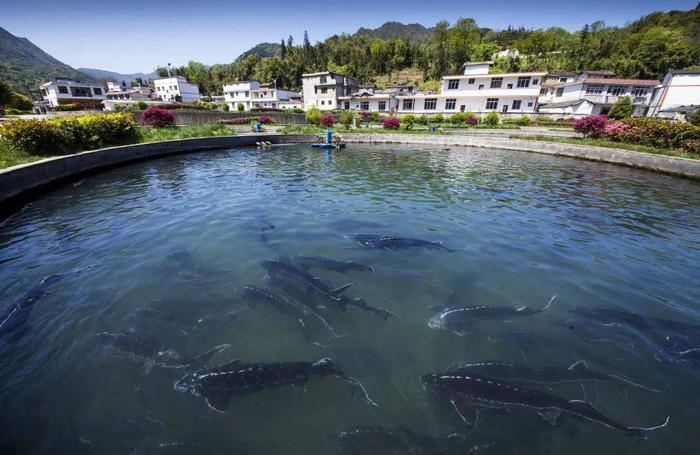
574 116 700 154
0 113 139 156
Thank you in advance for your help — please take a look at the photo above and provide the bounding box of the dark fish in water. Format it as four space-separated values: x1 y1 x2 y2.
352 234 456 252
421 372 669 437
292 255 374 273
329 218 387 231
261 259 352 301
174 357 377 412
335 426 460 455
447 360 658 392
571 306 700 340
337 295 396 321
428 296 557 335
1 273 66 340
256 215 275 243
96 331 229 369
238 285 339 337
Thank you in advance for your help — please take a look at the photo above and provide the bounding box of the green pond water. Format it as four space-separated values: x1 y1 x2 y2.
1 143 699 454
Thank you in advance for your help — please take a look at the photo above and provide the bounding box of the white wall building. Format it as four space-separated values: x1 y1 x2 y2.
223 81 298 110
338 86 401 112
154 76 201 103
396 62 545 116
647 70 700 120
302 71 359 111
39 79 106 108
538 74 659 117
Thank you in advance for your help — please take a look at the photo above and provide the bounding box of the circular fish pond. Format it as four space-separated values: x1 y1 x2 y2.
1 143 699 454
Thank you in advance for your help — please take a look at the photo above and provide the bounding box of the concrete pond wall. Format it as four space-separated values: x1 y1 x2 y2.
1 133 698 214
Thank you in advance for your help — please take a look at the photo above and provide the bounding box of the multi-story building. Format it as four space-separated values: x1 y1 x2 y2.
222 81 298 110
39 79 106 108
647 69 700 120
302 71 359 111
538 73 659 117
337 84 410 112
396 62 546 116
154 76 201 103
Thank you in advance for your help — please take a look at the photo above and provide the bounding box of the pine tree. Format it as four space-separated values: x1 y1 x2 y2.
287 35 294 48
280 39 287 59
303 31 310 49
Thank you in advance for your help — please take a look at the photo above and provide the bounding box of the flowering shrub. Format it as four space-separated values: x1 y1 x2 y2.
603 122 633 142
573 115 607 138
0 113 138 155
140 107 175 127
382 117 400 129
320 115 335 127
466 117 479 125
258 115 272 124
614 118 700 152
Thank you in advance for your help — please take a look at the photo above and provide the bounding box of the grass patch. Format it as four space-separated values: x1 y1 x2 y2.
510 135 700 160
0 140 45 169
138 123 234 143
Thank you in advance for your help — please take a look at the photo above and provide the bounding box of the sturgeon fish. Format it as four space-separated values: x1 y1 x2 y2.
421 372 669 437
447 360 658 392
292 255 374 273
571 306 700 340
1 273 66 340
428 296 557 335
174 357 377 412
261 259 352 301
96 331 230 369
352 234 456 252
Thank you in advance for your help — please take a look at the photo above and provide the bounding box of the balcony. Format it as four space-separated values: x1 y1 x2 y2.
583 95 649 105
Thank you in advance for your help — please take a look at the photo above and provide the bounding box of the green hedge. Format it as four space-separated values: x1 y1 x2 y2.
0 113 139 156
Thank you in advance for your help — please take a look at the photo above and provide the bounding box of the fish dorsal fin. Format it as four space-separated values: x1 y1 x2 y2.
568 360 589 372
329 283 352 297
516 306 529 313
203 389 232 413
537 409 561 425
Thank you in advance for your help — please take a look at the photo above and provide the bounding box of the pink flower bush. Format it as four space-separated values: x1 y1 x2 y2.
382 117 400 129
258 115 272 124
603 122 633 142
140 107 175 128
573 115 608 138
466 117 479 125
320 115 335 127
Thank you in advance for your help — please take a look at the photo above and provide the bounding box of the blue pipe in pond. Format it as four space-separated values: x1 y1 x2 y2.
325 128 332 144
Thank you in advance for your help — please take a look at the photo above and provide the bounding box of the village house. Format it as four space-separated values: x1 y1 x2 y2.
647 69 700 121
301 71 359 111
337 84 408 112
39 79 106 108
538 72 659 117
396 62 545 116
223 82 298 110
154 76 201 103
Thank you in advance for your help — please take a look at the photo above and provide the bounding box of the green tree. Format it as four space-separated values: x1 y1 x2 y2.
305 106 322 125
339 110 355 129
608 96 634 120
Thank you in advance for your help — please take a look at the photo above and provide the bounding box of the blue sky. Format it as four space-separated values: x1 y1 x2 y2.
2 0 697 73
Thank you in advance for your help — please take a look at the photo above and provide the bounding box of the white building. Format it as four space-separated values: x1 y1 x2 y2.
338 85 403 112
154 76 201 103
302 71 359 111
222 81 298 110
396 62 545 116
538 73 659 117
647 70 700 120
39 79 106 108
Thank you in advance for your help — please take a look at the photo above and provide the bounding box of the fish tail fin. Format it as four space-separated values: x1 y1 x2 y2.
542 295 557 312
192 344 231 366
608 373 661 393
329 283 352 297
626 416 671 439
568 360 589 372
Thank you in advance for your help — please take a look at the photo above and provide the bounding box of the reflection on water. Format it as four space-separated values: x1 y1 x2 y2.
1 144 700 454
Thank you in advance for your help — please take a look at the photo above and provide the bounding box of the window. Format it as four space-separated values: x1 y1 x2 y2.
344 102 350 110
320 87 328 94
478 84 484 90
631 86 647 97
585 84 603 95
447 79 459 90
378 101 386 111
512 100 522 110
402 99 414 110
320 76 327 84
527 102 533 107
41 89 47 96
70 86 92 97
486 98 499 110
468 78 475 84
556 88 564 97
558 77 567 82
361 101 369 110
424 98 437 110
532 79 539 85
93 87 102 95
445 98 456 110
58 86 68 94
507 84 513 89
490 77 503 88
607 85 625 96
516 77 531 88
501 105 508 113
245 91 249 97
320 100 325 105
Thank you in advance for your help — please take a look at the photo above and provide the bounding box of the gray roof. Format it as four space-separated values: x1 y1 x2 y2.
539 99 587 109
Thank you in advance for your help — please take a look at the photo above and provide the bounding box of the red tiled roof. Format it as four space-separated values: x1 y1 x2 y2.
584 78 659 86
